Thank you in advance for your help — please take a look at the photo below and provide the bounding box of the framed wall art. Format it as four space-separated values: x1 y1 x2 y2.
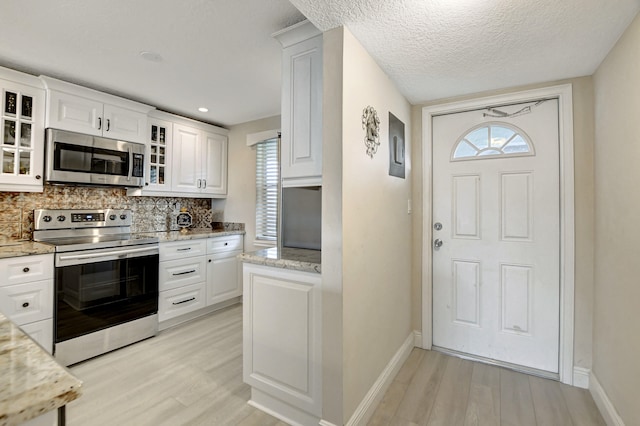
388 112 405 178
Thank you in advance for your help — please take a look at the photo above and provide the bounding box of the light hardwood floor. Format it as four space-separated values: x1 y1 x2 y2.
368 348 605 426
67 304 604 426
67 304 285 426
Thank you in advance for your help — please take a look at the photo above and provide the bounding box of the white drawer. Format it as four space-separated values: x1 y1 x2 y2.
159 256 206 291
0 279 53 326
0 254 54 286
207 235 243 254
20 318 53 354
159 283 205 322
160 239 207 261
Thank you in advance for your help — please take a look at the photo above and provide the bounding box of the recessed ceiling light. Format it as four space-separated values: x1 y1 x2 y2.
139 51 163 62
198 107 209 112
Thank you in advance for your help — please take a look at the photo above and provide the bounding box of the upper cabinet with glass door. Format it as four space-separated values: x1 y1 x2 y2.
0 67 45 192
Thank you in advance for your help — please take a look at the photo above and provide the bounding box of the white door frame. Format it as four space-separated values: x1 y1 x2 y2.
421 84 575 385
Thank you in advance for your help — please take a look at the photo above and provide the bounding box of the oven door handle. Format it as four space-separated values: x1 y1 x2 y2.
58 246 158 263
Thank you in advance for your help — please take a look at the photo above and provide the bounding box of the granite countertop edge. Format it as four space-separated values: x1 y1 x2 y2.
0 313 82 425
0 229 246 259
239 247 321 274
140 228 245 242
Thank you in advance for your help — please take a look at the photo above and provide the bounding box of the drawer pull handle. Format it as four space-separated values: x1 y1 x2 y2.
22 302 29 308
173 297 195 305
23 267 30 273
173 269 196 276
176 248 192 252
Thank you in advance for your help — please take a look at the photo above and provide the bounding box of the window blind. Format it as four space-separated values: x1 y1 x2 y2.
255 137 279 242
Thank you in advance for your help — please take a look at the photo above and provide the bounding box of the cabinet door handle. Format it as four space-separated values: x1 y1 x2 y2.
98 117 102 130
173 297 195 305
202 179 207 188
22 302 29 308
172 269 196 276
176 247 192 252
106 119 110 131
23 267 30 273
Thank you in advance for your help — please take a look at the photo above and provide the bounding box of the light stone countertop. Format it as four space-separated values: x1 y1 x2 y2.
0 242 55 260
137 228 245 242
239 247 321 274
0 313 82 426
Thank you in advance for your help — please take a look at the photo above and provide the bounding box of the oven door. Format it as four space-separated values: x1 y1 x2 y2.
54 245 159 343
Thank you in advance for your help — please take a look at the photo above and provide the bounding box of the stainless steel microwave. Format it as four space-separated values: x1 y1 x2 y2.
45 128 145 187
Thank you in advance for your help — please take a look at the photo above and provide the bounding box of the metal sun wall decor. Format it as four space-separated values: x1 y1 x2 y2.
362 105 380 158
388 112 405 179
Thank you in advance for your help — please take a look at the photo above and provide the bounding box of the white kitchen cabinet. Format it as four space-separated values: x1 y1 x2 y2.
0 66 46 192
0 254 54 353
41 76 153 144
172 123 228 196
243 263 322 424
158 235 244 328
158 240 206 323
206 235 243 306
274 20 323 188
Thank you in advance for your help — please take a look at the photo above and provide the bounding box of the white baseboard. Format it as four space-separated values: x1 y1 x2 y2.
572 366 590 389
413 330 423 348
345 333 414 426
589 371 625 426
319 421 338 426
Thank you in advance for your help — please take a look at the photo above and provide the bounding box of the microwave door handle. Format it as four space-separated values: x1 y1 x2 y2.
127 147 133 181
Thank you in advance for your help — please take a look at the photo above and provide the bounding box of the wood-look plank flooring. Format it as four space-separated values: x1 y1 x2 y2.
66 304 286 426
368 349 605 426
66 304 605 426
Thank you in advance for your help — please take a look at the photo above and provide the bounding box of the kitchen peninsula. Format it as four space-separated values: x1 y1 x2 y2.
0 312 82 426
240 247 321 425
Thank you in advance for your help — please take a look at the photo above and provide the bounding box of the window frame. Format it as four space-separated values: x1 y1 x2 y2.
254 136 279 246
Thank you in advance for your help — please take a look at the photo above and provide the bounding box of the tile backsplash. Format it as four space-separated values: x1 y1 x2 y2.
0 186 224 242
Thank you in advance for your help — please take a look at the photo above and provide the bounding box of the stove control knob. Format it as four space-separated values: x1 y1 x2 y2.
120 214 127 220
109 214 117 221
42 215 52 222
57 215 66 222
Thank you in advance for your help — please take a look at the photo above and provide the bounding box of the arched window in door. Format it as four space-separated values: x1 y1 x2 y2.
451 123 534 161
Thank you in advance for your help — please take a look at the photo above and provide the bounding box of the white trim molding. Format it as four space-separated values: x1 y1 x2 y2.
590 371 626 426
573 366 590 389
413 330 423 348
345 333 414 426
246 129 280 146
421 84 576 384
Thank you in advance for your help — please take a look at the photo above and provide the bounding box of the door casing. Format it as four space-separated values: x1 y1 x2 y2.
421 84 575 385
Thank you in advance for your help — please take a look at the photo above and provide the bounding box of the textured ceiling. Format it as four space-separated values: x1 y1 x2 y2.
290 0 640 103
0 1 638 128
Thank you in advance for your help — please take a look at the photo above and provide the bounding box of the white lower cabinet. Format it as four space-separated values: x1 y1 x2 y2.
159 283 206 322
0 254 54 353
206 235 243 306
158 235 243 326
242 263 322 425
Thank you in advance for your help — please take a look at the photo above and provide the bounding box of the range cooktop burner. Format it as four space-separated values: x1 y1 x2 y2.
32 208 159 252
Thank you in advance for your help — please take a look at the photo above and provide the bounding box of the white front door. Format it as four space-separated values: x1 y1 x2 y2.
432 99 560 373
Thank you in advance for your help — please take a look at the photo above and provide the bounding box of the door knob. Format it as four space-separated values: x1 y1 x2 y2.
434 239 443 249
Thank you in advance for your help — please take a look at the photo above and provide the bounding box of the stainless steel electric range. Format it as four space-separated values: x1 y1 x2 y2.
33 208 159 366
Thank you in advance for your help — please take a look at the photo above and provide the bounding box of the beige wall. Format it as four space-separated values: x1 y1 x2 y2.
339 27 413 422
411 76 596 370
221 115 281 253
592 12 640 425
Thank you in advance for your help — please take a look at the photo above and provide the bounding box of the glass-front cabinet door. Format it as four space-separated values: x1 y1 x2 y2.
146 118 172 192
0 79 45 191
